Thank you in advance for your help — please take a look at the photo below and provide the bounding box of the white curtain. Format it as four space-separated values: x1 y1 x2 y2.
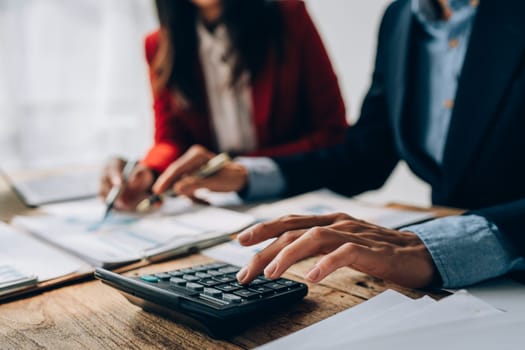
0 0 158 169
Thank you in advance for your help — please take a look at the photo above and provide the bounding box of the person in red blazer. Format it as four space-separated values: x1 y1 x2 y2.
100 0 347 210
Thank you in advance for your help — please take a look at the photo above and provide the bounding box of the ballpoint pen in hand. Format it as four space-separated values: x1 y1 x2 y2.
136 153 231 213
102 160 138 220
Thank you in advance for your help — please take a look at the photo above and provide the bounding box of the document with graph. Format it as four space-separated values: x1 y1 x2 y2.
11 197 255 268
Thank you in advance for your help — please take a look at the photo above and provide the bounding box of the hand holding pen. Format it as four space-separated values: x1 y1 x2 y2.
99 158 155 213
146 145 249 209
99 145 250 213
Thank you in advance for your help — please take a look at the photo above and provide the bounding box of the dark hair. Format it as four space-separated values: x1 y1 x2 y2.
154 0 285 106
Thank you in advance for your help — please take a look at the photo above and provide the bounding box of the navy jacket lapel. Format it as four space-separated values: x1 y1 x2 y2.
386 0 411 153
386 0 441 184
441 0 525 192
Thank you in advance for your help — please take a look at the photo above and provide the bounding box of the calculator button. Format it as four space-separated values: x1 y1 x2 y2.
203 288 222 298
233 289 261 300
218 266 240 274
154 273 172 281
249 286 274 296
199 279 222 287
190 265 209 272
265 282 288 292
169 277 187 286
215 284 241 293
222 294 242 304
179 268 195 274
195 272 211 279
257 275 273 282
206 270 223 276
276 279 300 288
182 274 200 282
248 278 267 286
168 271 184 277
186 283 204 292
213 275 236 284
206 263 229 269
140 275 159 283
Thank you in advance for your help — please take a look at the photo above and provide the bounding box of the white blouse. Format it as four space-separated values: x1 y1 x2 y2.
197 22 257 154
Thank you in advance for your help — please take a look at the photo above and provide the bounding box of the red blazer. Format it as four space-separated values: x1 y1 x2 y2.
142 0 347 173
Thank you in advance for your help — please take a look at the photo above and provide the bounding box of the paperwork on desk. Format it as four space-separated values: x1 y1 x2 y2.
257 286 525 350
10 197 255 269
0 222 90 296
204 189 434 266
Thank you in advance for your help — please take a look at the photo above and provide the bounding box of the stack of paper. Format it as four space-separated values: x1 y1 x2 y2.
257 288 525 349
0 222 90 297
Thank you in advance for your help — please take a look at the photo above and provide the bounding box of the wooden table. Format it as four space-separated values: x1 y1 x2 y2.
0 175 449 349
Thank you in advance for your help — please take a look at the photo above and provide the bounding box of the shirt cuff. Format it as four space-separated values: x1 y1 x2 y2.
402 214 525 288
234 157 286 201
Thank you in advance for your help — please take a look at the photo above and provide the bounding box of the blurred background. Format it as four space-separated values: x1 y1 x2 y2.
0 0 429 205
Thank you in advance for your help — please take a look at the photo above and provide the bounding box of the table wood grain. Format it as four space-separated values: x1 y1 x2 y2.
0 175 448 349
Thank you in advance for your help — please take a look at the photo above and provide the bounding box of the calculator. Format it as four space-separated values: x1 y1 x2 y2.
94 262 308 338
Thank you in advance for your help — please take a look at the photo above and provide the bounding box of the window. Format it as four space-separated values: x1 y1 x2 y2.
0 0 158 168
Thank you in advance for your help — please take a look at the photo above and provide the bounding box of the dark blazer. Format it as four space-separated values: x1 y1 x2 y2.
142 1 347 173
274 0 525 257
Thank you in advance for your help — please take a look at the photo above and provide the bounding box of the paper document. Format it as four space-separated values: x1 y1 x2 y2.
257 289 506 350
12 198 255 268
249 189 433 228
0 222 87 285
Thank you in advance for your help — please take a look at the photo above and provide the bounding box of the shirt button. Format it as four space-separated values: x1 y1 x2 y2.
444 99 455 109
449 39 459 49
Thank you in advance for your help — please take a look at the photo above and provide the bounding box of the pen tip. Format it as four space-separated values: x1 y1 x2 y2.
136 199 152 213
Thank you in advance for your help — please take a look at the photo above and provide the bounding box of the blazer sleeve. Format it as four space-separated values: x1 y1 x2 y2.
249 1 348 157
273 4 400 197
471 199 525 257
141 31 189 174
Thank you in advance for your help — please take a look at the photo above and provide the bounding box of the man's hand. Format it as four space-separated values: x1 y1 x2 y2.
236 213 437 289
152 145 249 199
99 158 154 211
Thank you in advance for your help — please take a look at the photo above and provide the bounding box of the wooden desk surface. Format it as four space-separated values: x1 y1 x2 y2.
0 176 448 349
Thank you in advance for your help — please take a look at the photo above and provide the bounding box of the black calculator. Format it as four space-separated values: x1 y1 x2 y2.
95 262 308 338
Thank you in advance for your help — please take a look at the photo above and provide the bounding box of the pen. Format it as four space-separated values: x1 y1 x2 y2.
102 160 137 220
136 152 231 212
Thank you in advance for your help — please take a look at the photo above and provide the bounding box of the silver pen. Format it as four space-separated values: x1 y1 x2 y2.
102 160 137 220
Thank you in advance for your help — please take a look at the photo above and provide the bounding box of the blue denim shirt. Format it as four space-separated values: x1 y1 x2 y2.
236 0 525 288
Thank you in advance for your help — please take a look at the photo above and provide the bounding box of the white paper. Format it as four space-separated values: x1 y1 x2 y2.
248 189 433 228
328 313 525 350
325 290 502 349
258 288 508 350
466 277 525 314
13 198 254 267
0 222 87 282
256 289 412 350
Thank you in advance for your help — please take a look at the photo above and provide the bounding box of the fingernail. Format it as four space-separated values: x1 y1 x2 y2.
307 266 320 281
238 230 252 245
236 267 248 283
264 261 278 278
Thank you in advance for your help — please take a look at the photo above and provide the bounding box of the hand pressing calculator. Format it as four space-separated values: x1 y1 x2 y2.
95 262 308 338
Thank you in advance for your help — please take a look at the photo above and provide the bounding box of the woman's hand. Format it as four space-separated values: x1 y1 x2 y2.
152 145 249 198
235 213 437 289
99 158 155 211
